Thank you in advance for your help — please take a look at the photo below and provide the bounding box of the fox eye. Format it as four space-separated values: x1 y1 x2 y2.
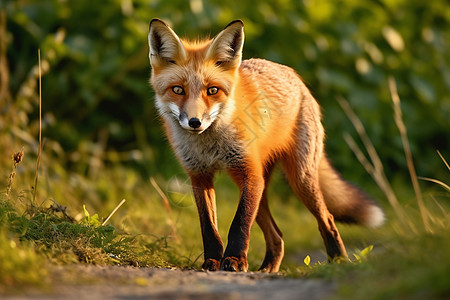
207 86 219 95
172 86 185 95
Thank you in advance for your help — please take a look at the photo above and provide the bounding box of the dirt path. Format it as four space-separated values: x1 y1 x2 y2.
6 265 335 299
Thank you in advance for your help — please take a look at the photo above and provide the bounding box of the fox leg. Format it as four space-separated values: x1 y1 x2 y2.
256 189 284 272
280 96 348 260
256 163 284 272
282 155 348 260
222 164 265 272
190 173 224 271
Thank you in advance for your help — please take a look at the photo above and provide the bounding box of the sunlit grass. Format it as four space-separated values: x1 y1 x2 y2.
0 230 47 292
0 146 176 290
2 118 449 298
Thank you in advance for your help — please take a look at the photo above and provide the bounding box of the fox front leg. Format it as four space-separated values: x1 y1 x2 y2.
221 167 265 272
190 173 224 271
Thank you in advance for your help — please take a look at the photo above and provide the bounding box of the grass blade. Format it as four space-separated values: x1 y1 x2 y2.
102 199 126 226
150 177 178 240
389 77 432 232
437 150 450 172
32 49 43 207
337 97 413 232
418 177 450 193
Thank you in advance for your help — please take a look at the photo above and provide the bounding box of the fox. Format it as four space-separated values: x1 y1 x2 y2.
147 19 384 272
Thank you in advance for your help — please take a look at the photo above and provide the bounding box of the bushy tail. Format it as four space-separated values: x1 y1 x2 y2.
319 156 385 227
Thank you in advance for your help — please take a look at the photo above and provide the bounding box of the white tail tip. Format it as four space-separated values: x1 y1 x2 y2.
365 205 385 228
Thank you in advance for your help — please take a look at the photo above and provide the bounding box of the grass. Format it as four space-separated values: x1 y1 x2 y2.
340 231 450 300
288 77 450 299
0 149 174 292
1 51 449 299
285 208 450 299
1 179 174 264
0 199 174 293
1 51 175 291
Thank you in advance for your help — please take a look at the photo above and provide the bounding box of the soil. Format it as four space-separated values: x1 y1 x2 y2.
4 265 335 300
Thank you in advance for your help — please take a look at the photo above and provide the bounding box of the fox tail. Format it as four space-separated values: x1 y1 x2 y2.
319 156 385 227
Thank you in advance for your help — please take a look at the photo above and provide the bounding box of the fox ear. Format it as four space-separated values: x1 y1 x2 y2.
206 20 244 69
148 19 186 66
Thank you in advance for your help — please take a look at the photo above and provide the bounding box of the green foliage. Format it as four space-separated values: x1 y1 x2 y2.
3 0 449 185
352 244 373 262
81 204 101 227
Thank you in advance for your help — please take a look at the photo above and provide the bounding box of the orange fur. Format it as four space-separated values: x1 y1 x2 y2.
148 19 384 272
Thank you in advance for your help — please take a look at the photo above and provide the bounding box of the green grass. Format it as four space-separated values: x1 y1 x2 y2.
2 130 450 299
4 125 450 300
0 149 175 292
0 203 47 290
349 231 450 300
0 191 173 270
286 209 450 299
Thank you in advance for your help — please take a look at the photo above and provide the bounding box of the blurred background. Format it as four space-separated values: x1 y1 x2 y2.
1 0 449 267
3 0 449 181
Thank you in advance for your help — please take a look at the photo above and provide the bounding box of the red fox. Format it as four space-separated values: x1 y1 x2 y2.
148 19 384 272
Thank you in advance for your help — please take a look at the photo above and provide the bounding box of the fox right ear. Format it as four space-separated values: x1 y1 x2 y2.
206 20 244 69
148 19 186 66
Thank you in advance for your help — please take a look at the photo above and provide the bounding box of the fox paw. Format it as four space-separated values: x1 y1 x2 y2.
202 258 221 271
220 256 248 272
258 263 280 273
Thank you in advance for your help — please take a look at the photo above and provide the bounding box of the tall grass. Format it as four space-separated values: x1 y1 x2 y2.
389 77 432 232
321 78 450 299
32 49 42 207
0 50 176 290
337 96 412 232
336 78 448 235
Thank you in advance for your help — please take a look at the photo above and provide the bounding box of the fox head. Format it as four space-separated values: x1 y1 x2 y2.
148 19 244 134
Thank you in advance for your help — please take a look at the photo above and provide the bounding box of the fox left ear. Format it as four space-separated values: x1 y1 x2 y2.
206 20 244 69
148 18 187 66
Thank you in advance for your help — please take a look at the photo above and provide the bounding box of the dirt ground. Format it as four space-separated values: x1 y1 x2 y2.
5 265 335 299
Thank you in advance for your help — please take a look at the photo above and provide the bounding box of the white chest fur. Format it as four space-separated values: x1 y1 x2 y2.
169 121 245 173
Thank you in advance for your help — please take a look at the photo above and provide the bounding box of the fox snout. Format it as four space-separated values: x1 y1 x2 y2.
174 103 221 134
188 117 202 129
179 111 205 132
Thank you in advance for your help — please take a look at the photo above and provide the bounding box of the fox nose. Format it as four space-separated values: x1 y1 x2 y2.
188 118 202 129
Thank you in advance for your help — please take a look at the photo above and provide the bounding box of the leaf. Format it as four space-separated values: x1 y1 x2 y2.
304 255 311 267
81 205 101 227
353 245 374 262
83 204 90 218
89 213 101 227
360 245 374 258
382 26 404 52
